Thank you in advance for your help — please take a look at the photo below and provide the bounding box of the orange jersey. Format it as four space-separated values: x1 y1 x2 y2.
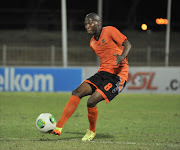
90 26 129 80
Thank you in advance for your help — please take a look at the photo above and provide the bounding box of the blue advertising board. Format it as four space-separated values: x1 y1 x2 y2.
0 67 82 92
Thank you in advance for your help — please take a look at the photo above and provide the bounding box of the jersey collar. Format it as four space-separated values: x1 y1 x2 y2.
93 27 103 41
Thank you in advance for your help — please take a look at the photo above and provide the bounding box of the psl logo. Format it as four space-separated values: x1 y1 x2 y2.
127 72 158 90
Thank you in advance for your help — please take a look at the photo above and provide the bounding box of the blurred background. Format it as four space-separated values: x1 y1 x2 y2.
0 0 179 67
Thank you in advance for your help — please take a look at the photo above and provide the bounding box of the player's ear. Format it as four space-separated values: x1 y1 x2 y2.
97 21 101 26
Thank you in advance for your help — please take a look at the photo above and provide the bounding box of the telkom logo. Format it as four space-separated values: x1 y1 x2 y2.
0 68 54 92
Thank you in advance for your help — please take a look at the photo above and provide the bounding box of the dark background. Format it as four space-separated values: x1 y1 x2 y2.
0 0 179 31
0 0 179 67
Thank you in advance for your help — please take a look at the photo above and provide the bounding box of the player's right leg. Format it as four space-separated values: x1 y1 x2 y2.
51 82 92 136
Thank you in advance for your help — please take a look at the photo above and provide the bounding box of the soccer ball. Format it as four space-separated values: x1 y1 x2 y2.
36 113 56 132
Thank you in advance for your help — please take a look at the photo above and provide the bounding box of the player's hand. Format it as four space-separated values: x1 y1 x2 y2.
113 54 124 66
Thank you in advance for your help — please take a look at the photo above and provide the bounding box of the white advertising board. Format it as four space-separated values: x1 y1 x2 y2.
83 67 180 94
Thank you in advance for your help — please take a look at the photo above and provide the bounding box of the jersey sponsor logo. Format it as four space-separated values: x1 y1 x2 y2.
102 38 108 46
102 39 105 43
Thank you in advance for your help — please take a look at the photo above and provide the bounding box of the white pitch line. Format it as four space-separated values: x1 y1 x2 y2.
0 138 179 148
91 140 180 148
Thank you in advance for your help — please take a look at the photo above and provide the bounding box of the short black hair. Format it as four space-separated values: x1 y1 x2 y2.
85 13 100 22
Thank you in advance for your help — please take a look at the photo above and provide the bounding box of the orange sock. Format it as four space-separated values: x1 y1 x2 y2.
56 95 80 128
88 106 98 132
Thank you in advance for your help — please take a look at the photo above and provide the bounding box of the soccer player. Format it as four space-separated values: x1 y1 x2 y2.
51 12 132 141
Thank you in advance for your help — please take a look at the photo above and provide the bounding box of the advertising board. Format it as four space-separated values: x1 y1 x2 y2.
83 67 180 94
0 67 82 92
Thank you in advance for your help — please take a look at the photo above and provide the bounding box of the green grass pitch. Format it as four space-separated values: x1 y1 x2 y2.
0 93 180 150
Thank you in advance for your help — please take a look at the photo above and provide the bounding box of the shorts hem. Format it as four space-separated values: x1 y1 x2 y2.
96 89 110 103
84 80 98 89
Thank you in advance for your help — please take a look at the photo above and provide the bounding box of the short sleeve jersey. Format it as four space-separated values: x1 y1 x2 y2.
90 26 129 80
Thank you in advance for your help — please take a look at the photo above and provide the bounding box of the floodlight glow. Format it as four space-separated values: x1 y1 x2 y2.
141 24 147 30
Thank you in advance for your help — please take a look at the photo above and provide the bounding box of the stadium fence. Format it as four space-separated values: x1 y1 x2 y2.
1 44 179 66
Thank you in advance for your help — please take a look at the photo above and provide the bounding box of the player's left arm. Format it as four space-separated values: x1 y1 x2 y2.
114 40 132 65
108 27 131 65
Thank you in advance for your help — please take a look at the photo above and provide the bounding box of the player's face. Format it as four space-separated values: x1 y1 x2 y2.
84 18 98 35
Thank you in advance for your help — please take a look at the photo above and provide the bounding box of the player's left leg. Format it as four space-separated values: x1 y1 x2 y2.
82 73 127 141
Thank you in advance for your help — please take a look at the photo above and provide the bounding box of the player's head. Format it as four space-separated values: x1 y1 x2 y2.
84 12 101 35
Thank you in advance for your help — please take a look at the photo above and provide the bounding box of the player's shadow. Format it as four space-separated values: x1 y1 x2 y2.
95 133 114 139
63 131 114 140
30 132 114 141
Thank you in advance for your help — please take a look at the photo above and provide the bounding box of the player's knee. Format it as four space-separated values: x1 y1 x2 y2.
72 89 80 97
87 98 96 107
72 89 85 98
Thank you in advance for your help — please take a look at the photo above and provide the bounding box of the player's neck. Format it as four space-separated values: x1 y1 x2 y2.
94 27 102 41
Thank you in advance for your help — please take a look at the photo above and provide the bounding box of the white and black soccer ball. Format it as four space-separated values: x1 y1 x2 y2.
36 113 56 132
